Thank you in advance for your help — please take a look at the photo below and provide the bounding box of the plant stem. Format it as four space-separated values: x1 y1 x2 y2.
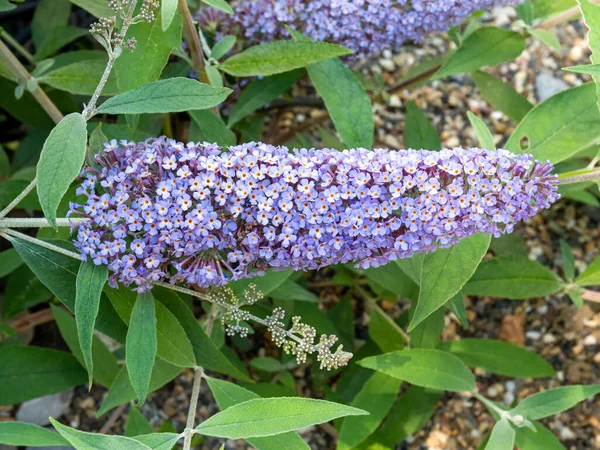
178 0 208 83
0 39 63 124
537 0 600 29
0 179 38 220
0 229 83 260
0 26 36 66
583 289 600 304
559 169 600 185
0 217 90 228
183 367 205 450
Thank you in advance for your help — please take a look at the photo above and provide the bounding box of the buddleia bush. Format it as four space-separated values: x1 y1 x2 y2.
0 0 599 449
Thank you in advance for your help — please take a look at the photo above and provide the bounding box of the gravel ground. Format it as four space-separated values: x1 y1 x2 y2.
2 8 600 450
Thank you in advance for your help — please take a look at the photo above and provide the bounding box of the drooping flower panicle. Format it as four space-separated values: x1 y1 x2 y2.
199 0 523 57
70 138 559 291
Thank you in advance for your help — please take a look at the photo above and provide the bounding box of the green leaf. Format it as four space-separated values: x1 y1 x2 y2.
506 83 600 164
271 279 318 303
51 418 152 450
250 357 282 372
559 239 576 282
189 109 237 147
96 78 231 115
579 0 600 112
131 433 182 450
529 29 561 52
211 35 237 60
227 70 303 127
35 26 89 60
124 407 154 437
69 0 113 17
195 397 367 439
39 60 118 96
338 372 401 450
409 233 491 331
511 384 600 420
219 41 353 77
364 262 419 301
307 58 373 149
52 305 120 387
515 422 567 450
36 113 87 228
154 301 196 368
114 11 182 93
485 420 515 450
472 70 533 122
31 0 71 48
88 121 107 167
7 236 127 341
0 421 70 447
206 376 309 450
357 349 475 392
126 292 158 404
369 302 406 353
409 307 445 349
228 269 293 297
434 27 525 79
3 265 52 319
0 346 87 406
201 0 233 14
0 248 23 278
0 0 17 12
161 0 178 31
359 386 442 448
447 293 469 328
462 256 563 299
75 260 108 386
152 286 252 381
563 63 600 75
97 360 182 416
439 339 555 378
576 254 600 286
405 101 441 150
467 112 495 150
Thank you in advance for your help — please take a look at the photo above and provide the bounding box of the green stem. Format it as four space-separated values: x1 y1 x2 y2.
559 168 600 185
0 179 37 220
0 27 36 66
0 217 90 228
183 367 205 450
0 228 82 260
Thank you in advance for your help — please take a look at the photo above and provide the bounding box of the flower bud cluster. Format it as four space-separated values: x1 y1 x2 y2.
139 0 159 23
70 138 559 293
202 0 522 57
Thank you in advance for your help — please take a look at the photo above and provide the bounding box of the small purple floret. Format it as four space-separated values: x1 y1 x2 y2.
70 137 559 291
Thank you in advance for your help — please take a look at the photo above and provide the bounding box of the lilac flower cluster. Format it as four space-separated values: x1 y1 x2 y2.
199 0 522 57
70 137 558 291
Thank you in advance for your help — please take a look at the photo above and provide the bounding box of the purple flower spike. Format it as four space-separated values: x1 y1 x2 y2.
70 138 559 291
200 0 523 58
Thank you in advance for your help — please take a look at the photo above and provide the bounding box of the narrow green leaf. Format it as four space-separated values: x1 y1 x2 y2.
218 41 353 77
189 109 237 147
202 0 233 14
462 256 563 299
409 307 445 349
529 29 561 51
515 422 567 450
0 248 23 278
364 262 419 301
195 397 367 439
511 384 600 420
35 26 89 60
205 377 309 450
357 348 475 392
97 78 231 115
563 63 600 75
579 0 600 112
228 70 303 127
88 121 107 167
155 301 196 368
69 0 113 17
434 27 525 78
405 101 440 150
338 372 401 450
37 113 87 228
409 233 491 331
485 419 515 450
472 70 533 121
75 260 108 386
124 407 154 437
31 0 71 48
3 265 52 319
0 346 87 406
447 293 469 328
52 305 120 388
369 302 406 353
126 292 158 404
97 360 182 416
0 421 70 447
439 339 555 378
228 269 293 297
211 35 236 60
161 0 178 31
559 239 576 282
576 254 600 286
467 112 495 150
307 58 373 149
506 83 600 164
39 60 118 96
271 279 319 303
51 418 152 450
